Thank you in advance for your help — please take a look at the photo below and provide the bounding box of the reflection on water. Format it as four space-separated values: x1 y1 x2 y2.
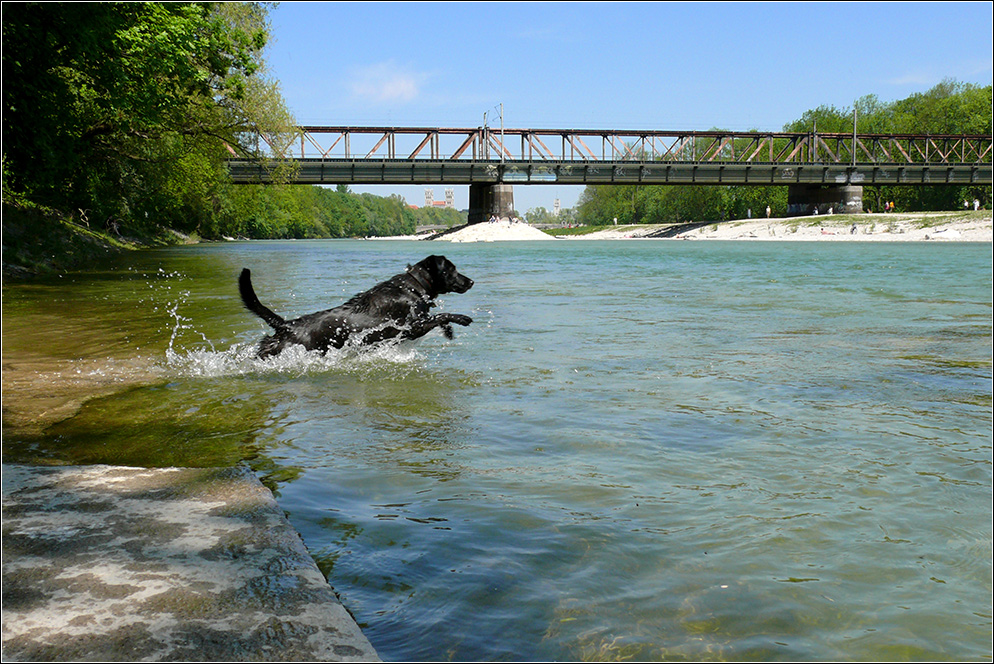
2 239 991 661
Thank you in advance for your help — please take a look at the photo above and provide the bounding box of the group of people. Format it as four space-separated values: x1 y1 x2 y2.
882 199 982 213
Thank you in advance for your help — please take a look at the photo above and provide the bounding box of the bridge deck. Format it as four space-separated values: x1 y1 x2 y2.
228 158 991 186
228 127 993 186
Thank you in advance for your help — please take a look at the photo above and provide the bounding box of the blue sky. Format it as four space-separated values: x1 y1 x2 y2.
264 1 993 213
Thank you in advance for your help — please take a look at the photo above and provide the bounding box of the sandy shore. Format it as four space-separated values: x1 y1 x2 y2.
427 219 556 242
573 211 992 242
378 211 991 243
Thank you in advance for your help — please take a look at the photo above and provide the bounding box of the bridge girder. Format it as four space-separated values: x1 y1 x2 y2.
227 158 991 187
228 126 993 186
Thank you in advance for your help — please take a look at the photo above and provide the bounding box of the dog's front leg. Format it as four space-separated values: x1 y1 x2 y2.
405 313 473 340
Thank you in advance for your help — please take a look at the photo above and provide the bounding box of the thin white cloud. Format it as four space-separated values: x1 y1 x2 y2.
886 70 940 87
514 26 579 44
886 59 992 88
348 61 428 104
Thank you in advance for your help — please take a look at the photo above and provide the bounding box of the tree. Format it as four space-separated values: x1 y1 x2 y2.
2 2 297 233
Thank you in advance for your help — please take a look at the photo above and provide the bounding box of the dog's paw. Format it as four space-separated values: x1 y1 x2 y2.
442 324 454 339
450 314 473 326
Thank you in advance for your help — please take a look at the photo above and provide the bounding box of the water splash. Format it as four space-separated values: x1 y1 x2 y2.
165 291 217 356
157 270 438 380
164 337 427 380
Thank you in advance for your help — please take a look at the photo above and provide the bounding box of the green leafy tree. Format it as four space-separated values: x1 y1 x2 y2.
3 2 297 234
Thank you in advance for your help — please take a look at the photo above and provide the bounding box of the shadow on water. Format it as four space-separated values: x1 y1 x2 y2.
3 333 471 494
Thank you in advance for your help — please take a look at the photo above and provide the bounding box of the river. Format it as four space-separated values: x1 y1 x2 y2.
3 239 991 661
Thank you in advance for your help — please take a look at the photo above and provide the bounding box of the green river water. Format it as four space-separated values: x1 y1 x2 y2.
3 239 991 661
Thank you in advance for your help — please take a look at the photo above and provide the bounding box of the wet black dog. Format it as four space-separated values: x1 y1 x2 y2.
239 255 474 358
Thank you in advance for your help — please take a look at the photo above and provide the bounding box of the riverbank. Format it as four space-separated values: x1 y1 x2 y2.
5 204 988 277
428 218 556 242
2 201 196 278
2 463 379 661
569 210 992 242
415 210 991 243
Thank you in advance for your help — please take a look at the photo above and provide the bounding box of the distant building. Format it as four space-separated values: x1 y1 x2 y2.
424 188 455 209
553 198 561 217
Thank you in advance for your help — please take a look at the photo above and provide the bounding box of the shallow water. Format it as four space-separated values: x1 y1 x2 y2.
3 239 992 661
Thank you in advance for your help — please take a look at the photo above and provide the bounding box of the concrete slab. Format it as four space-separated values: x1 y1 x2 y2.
1 464 379 662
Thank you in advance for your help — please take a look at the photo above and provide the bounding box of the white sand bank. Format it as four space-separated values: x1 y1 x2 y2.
570 212 992 242
372 211 991 243
432 219 556 242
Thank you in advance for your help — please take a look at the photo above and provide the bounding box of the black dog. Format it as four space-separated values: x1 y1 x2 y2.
239 255 473 358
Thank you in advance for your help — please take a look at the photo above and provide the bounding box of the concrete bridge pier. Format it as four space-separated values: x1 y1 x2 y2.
468 184 515 224
788 185 863 216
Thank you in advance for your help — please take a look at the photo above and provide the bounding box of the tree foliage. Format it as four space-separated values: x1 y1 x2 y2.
2 3 468 243
576 182 789 226
3 2 296 236
784 80 992 136
211 185 466 239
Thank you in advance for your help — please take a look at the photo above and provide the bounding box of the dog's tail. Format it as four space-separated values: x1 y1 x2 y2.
239 268 287 331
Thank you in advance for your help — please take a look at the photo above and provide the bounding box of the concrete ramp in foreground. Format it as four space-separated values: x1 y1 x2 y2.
1 464 379 662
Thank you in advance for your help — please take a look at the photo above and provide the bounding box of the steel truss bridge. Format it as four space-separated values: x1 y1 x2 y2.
227 126 993 187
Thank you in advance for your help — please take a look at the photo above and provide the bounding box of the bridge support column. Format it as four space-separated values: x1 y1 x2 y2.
787 185 863 216
468 184 515 224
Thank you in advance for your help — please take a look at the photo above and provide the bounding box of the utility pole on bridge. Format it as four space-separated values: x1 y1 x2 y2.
468 103 514 223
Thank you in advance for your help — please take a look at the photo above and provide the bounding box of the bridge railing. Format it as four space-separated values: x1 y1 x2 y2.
243 126 992 166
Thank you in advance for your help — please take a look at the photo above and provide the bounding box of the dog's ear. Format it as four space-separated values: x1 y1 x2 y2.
418 255 442 276
429 255 452 272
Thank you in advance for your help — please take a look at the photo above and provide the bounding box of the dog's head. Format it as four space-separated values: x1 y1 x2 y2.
412 255 473 295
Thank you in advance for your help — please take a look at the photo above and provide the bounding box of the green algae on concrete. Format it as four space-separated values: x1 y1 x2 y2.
1 464 379 662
